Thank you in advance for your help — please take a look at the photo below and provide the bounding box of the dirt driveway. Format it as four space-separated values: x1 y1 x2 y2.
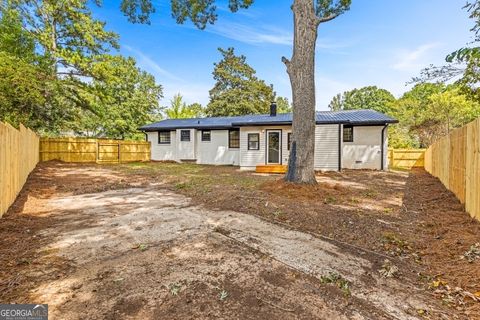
1 162 479 319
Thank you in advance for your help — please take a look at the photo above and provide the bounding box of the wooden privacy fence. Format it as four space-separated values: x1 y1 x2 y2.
0 122 39 217
40 138 151 163
424 118 480 220
388 149 426 169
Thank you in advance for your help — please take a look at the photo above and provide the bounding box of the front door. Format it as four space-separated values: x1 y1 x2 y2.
266 130 281 164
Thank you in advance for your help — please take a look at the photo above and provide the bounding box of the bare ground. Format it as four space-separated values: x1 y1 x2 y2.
1 161 479 319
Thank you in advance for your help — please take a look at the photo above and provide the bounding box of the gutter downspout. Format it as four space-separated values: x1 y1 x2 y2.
338 124 342 171
381 124 388 170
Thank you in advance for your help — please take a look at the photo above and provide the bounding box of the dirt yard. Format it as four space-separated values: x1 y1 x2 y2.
1 161 479 319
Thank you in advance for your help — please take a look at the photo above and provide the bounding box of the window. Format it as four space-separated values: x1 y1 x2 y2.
343 125 353 142
180 130 191 142
229 129 240 148
248 133 259 150
201 130 211 142
287 132 292 150
158 131 171 144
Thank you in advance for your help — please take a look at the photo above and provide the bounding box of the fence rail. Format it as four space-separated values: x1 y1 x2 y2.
40 137 150 163
388 148 426 169
0 122 39 217
424 118 480 220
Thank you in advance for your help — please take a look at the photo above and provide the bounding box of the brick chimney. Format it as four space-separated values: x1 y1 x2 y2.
270 102 277 117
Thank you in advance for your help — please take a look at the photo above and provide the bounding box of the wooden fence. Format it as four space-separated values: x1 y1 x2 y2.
388 149 426 169
424 118 480 220
0 122 39 217
40 137 150 163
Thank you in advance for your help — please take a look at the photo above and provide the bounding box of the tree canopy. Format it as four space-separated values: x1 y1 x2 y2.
206 47 275 116
165 94 205 119
0 1 163 138
327 83 480 148
328 86 396 114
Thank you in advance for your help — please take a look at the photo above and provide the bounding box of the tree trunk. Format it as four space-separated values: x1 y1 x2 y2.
283 0 318 184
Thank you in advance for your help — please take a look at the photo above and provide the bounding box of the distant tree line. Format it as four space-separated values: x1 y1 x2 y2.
328 84 480 148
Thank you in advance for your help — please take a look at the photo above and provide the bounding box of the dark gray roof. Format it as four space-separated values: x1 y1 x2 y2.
139 109 398 131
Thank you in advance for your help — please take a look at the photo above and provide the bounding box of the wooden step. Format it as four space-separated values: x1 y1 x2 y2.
255 164 287 174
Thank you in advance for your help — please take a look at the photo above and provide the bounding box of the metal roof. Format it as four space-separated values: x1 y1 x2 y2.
139 109 398 131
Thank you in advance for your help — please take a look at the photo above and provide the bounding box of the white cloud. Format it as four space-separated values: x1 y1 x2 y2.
124 45 183 82
208 21 293 45
392 42 441 72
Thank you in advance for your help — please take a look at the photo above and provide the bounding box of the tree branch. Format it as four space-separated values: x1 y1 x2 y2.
317 13 340 25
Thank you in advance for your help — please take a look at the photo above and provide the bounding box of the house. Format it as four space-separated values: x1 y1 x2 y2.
139 105 398 171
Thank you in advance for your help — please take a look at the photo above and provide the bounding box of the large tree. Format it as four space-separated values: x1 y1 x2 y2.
115 0 351 184
282 0 351 183
1 1 163 137
328 86 396 114
74 56 163 139
206 47 274 116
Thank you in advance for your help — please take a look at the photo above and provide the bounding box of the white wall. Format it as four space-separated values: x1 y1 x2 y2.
147 124 388 171
177 129 196 160
148 131 178 161
314 124 341 171
196 130 240 165
342 126 385 170
240 126 291 169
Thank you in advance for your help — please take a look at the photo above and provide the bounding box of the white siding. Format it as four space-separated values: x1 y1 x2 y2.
282 129 292 165
148 131 178 161
240 126 291 169
314 124 340 171
177 129 196 160
342 126 384 170
196 130 239 165
383 127 389 170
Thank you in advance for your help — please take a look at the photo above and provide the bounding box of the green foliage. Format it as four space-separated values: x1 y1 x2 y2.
392 84 480 147
165 94 205 119
328 83 480 148
315 0 351 21
206 47 274 116
120 0 254 28
0 1 162 138
0 8 35 60
328 86 396 114
276 96 292 113
75 56 163 139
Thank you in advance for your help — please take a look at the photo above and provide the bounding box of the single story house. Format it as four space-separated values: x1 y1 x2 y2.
139 106 398 171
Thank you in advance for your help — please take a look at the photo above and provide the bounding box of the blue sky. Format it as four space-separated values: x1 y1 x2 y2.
95 1 473 110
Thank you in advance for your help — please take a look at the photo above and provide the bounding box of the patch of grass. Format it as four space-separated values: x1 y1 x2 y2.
323 196 337 205
133 243 149 251
168 282 182 296
218 290 229 301
320 271 351 296
272 210 284 218
383 207 394 214
174 182 192 190
462 243 480 263
349 197 360 204
378 259 399 278
381 232 412 256
364 189 378 198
